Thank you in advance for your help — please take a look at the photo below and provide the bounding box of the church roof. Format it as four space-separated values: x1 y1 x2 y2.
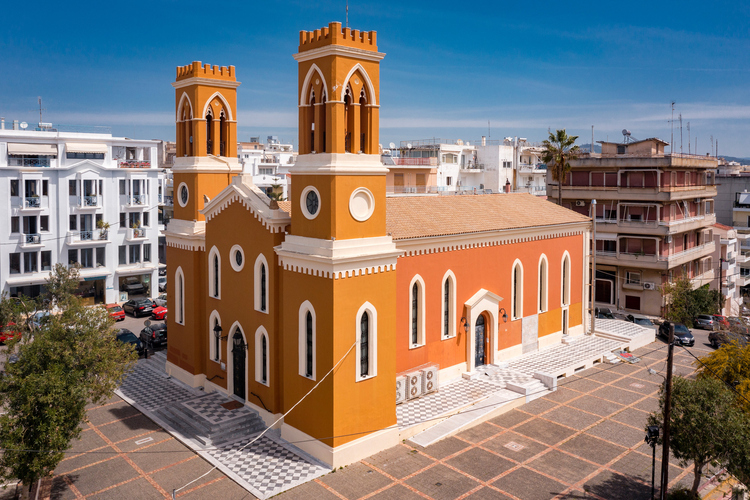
385 193 590 240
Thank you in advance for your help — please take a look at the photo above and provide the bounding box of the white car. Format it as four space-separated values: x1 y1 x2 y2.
154 294 167 307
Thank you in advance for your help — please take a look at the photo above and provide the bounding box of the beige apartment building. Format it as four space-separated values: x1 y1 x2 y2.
547 138 718 317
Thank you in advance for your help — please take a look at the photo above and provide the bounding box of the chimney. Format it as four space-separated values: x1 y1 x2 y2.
13 120 19 130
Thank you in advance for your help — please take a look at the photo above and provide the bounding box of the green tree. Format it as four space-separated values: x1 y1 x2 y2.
0 264 137 496
541 129 580 206
269 184 285 202
647 376 750 495
660 274 721 327
696 341 750 414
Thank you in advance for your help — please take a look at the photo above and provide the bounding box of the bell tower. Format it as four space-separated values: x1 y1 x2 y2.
165 62 241 385
277 23 401 466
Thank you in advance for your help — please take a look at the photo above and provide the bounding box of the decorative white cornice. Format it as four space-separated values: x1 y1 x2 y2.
394 221 590 258
293 45 386 63
293 152 389 175
172 77 241 90
165 219 206 251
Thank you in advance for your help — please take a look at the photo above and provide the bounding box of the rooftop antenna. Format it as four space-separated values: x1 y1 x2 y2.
679 113 683 154
346 0 349 28
687 122 691 155
38 97 45 125
591 125 594 153
488 120 490 141
710 135 714 157
670 101 675 155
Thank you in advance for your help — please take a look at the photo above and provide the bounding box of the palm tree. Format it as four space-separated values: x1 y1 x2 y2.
542 129 580 206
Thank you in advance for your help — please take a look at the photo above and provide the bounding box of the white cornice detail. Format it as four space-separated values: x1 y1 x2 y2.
293 45 386 63
172 156 242 173
394 222 590 257
172 77 241 90
293 152 389 175
165 220 206 251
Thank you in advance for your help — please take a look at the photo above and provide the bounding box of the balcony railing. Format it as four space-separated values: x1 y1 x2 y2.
129 228 146 239
129 194 146 205
25 197 41 208
24 233 41 245
8 157 51 167
78 195 99 207
119 160 151 168
164 195 173 206
80 230 94 241
391 157 438 166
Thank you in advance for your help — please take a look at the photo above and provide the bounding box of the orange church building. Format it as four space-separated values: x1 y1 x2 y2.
164 22 591 467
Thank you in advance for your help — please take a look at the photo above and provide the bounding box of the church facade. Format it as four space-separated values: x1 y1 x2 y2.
164 22 591 467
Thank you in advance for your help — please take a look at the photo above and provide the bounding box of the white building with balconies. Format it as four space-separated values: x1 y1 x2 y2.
0 122 162 304
238 136 296 200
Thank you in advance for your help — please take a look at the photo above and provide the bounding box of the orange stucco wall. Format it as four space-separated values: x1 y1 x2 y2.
395 234 585 374
173 172 238 222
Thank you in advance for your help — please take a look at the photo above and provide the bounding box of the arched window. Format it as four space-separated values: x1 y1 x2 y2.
344 86 352 153
205 111 213 155
309 91 316 153
538 255 548 313
175 267 185 325
512 261 523 320
356 302 377 382
441 271 457 338
219 110 227 156
254 327 270 386
254 254 269 313
359 89 368 154
319 91 327 153
562 253 571 306
208 247 220 299
409 276 425 347
298 301 316 380
209 311 221 362
261 335 268 383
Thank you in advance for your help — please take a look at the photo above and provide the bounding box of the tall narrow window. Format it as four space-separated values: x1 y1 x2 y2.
254 255 269 313
176 268 185 325
205 111 213 155
443 279 450 337
213 317 220 361
538 256 548 313
359 90 368 153
512 262 523 319
260 264 266 311
219 110 227 156
562 254 571 306
411 282 418 344
305 312 313 377
360 312 369 377
213 255 219 297
261 335 268 384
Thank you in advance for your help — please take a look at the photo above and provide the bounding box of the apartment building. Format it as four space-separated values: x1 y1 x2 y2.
710 223 744 315
238 136 296 199
387 139 476 194
0 123 162 304
474 137 547 196
547 137 718 316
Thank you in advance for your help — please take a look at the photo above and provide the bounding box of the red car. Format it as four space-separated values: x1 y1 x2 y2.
151 306 167 321
713 315 730 329
106 304 126 322
0 323 21 343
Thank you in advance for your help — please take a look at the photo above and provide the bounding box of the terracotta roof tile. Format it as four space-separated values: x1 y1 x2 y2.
713 222 733 231
277 201 292 213
385 193 590 240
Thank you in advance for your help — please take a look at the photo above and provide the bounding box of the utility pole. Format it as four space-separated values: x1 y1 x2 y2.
679 114 683 154
591 125 594 153
660 323 675 500
590 199 597 335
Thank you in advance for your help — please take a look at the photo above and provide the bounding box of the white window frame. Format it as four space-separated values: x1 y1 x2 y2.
355 302 378 382
538 254 548 313
626 271 641 285
254 254 269 314
208 246 221 299
254 326 270 387
408 274 426 348
209 310 221 363
175 266 185 325
298 300 316 380
561 252 571 307
512 260 523 320
230 244 245 272
441 270 457 339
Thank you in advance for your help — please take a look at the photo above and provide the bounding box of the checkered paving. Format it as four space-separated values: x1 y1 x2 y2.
507 336 623 376
206 434 328 498
477 366 537 386
118 362 196 412
397 378 500 428
596 318 650 338
182 391 257 425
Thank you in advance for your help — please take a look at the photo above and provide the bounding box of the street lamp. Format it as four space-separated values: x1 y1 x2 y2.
499 307 508 323
213 323 226 341
645 425 660 500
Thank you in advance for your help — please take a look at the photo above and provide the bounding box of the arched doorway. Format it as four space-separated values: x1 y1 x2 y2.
232 329 246 400
475 314 487 368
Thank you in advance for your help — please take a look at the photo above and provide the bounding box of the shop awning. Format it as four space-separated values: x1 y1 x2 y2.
7 143 57 156
65 142 108 154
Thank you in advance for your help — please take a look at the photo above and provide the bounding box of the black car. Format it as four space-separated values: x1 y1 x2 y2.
658 321 695 346
140 323 167 348
116 329 143 355
595 307 615 319
708 330 749 349
122 299 155 317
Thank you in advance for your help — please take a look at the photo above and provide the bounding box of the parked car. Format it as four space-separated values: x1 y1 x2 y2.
30 311 51 330
140 323 168 348
708 330 749 349
158 277 167 293
106 304 126 322
0 323 21 343
727 317 750 336
713 315 730 329
122 298 154 317
627 314 654 328
154 293 167 308
116 328 143 355
612 312 630 322
694 314 718 331
658 321 695 346
151 306 167 321
595 307 615 319
121 277 146 295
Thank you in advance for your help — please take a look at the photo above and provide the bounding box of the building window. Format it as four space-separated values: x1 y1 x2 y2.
254 254 269 313
23 252 37 273
539 255 548 313
66 152 104 160
69 215 77 231
95 247 105 267
208 247 220 299
118 245 126 265
143 244 151 262
9 253 20 275
11 217 19 234
562 253 571 306
305 312 313 377
409 276 425 347
68 180 77 196
441 271 456 338
129 245 141 264
254 327 269 386
119 212 126 229
356 302 377 381
175 267 185 325
209 311 221 362
512 261 523 319
41 251 51 271
230 245 245 272
40 216 49 232
119 180 126 195
625 295 641 310
626 271 641 285
10 180 19 197
143 212 150 227
68 249 78 266
298 301 316 379
80 248 93 268
446 176 453 186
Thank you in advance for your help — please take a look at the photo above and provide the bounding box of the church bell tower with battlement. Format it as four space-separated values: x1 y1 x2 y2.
165 62 241 385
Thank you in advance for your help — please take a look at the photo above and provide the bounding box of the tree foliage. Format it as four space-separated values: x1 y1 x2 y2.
541 129 580 206
661 274 721 327
696 341 750 415
0 264 137 493
647 376 750 494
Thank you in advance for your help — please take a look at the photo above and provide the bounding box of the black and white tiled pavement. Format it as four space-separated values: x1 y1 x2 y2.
115 352 329 500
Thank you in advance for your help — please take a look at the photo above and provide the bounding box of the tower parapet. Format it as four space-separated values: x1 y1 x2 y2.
176 61 236 82
298 22 378 53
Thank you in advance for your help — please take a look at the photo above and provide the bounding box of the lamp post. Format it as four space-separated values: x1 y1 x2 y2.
499 307 508 323
646 425 660 499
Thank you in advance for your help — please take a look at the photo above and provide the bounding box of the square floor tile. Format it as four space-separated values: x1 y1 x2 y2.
583 470 652 500
367 484 429 500
541 406 601 431
481 431 547 463
365 446 435 480
590 385 646 406
86 477 161 499
585 420 648 449
633 397 660 413
456 422 502 443
544 387 582 404
518 397 558 415
584 368 626 384
527 449 599 484
609 450 682 483
610 407 651 429
58 456 139 497
319 463 393 499
489 409 533 428
405 464 480 500
128 439 195 473
560 376 604 394
566 395 625 417
420 437 472 460
276 479 343 500
491 467 568 500
558 434 627 465
446 448 515 482
464 486 514 499
512 418 577 446
611 377 662 396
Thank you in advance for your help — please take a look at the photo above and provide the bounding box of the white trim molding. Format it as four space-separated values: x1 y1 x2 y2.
349 187 375 222
230 244 245 272
208 245 221 300
300 185 321 220
463 289 503 373
408 275 426 349
355 302 378 382
511 259 523 320
298 301 317 380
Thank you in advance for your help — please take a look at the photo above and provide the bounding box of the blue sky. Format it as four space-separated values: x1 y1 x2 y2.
2 0 749 156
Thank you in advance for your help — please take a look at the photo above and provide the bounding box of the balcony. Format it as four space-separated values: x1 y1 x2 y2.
552 183 717 202
8 157 51 168
67 230 108 245
22 233 42 247
164 195 173 206
596 241 715 270
517 163 547 174
128 194 147 207
77 195 101 208
391 157 438 167
459 163 486 173
119 160 151 168
127 228 147 240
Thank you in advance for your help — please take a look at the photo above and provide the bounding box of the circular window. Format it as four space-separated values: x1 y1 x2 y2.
349 187 375 222
230 245 245 272
300 186 321 220
178 182 189 207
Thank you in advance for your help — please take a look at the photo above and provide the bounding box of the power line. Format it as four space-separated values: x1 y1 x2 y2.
679 344 750 408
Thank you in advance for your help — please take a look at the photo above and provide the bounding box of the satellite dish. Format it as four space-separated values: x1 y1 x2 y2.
406 143 413 149
19 122 28 130
389 142 396 149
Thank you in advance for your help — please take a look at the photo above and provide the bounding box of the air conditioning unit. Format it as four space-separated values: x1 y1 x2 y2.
575 200 586 207
421 366 439 394
643 282 656 290
395 375 408 405
405 370 423 400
